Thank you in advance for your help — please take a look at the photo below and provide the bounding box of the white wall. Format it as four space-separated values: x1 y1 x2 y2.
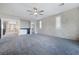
30 21 38 34
36 7 79 40
20 20 30 28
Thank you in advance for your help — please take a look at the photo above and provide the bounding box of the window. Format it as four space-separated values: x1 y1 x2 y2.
56 16 61 29
39 20 42 29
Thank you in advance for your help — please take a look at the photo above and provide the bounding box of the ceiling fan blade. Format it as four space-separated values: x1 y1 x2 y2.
27 10 32 12
39 14 43 15
39 10 44 12
33 7 37 10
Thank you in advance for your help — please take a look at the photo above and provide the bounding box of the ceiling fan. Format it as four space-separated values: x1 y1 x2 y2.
27 7 44 16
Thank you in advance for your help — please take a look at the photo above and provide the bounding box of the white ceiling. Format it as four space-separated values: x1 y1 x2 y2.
0 3 79 20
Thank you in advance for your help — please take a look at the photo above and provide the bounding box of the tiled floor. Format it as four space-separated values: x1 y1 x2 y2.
0 34 79 55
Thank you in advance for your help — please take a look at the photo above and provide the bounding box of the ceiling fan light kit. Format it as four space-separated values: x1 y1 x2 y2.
27 7 44 16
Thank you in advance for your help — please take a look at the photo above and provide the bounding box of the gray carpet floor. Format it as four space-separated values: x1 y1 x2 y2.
0 34 79 55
